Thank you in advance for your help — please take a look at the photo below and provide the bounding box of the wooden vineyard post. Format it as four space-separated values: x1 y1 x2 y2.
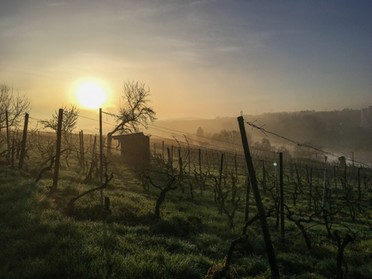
187 146 191 175
5 110 10 162
279 152 285 239
184 135 191 175
333 166 338 190
51 108 63 192
18 113 29 169
166 147 173 175
321 156 328 209
262 160 267 194
237 116 279 278
79 131 82 168
107 133 112 157
79 130 85 172
245 176 251 222
99 108 104 207
178 148 184 193
89 134 92 149
307 166 313 211
15 130 20 160
357 167 361 205
198 149 202 175
84 135 97 183
342 163 347 190
218 153 224 192
178 148 183 177
204 150 209 170
161 141 165 163
234 153 238 178
11 136 15 167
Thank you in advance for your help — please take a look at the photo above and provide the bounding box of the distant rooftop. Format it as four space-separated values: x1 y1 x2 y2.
361 106 372 128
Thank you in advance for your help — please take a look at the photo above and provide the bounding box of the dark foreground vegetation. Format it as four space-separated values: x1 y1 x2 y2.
0 145 371 279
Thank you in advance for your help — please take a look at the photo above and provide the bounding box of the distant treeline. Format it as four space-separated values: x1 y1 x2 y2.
156 109 372 163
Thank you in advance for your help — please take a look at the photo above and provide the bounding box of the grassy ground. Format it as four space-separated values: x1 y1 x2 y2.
0 162 371 279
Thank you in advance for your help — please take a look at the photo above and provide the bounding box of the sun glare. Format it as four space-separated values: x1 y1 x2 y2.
75 81 107 109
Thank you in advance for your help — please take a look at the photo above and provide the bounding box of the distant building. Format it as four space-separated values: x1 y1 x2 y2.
361 106 372 128
338 156 346 169
112 132 150 168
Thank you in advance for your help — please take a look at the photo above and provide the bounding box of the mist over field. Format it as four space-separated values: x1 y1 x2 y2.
1 1 372 278
151 108 372 165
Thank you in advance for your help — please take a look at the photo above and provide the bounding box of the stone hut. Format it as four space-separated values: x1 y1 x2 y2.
112 132 150 168
338 156 346 169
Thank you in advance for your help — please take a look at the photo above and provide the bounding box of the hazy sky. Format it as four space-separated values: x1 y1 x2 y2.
1 0 371 120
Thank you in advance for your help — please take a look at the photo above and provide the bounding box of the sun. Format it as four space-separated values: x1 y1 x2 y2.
75 81 107 109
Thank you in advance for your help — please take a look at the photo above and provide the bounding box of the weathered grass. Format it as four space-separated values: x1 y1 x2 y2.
0 161 371 278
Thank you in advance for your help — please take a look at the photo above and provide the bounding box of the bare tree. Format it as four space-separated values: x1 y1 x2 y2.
107 81 156 155
0 84 30 129
40 105 79 134
39 105 79 169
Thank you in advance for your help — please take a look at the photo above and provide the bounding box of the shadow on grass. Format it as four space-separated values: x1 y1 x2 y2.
0 168 112 278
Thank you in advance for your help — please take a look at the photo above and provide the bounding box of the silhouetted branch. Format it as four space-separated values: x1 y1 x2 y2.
68 172 113 207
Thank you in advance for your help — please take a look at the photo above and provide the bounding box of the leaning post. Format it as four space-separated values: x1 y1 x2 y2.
18 113 29 169
237 116 279 278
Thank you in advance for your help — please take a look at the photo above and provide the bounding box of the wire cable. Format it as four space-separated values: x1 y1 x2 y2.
245 120 370 168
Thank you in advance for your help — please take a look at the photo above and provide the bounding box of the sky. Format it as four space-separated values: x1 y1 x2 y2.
1 0 371 121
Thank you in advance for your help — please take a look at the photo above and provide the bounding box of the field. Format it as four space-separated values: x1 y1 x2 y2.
0 129 371 279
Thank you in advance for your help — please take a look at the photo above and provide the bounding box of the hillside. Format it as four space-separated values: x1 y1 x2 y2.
153 109 372 164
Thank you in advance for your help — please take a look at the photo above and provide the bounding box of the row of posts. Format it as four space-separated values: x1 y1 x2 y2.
1 108 107 209
1 110 29 169
52 108 104 206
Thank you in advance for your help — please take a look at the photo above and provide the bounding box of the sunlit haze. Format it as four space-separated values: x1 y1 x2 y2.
1 0 371 120
75 80 108 110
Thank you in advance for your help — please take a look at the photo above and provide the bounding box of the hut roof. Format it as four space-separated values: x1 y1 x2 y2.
112 132 148 140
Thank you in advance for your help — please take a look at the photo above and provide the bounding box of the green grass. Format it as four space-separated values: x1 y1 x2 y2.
0 161 371 279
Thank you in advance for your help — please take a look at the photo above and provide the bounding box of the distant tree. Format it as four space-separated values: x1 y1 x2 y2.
254 138 273 151
210 130 244 145
196 127 205 137
0 84 30 129
40 104 79 134
107 81 156 155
